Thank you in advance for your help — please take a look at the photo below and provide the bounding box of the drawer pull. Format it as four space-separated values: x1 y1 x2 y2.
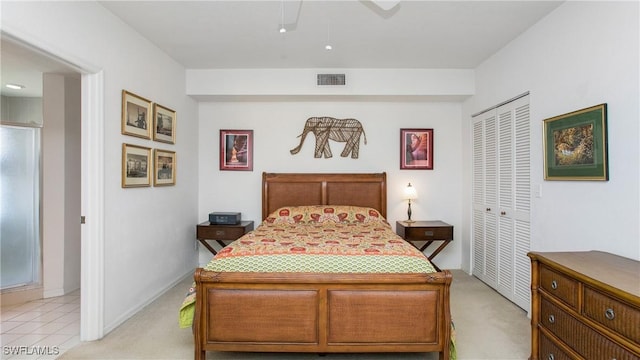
547 354 555 360
551 280 558 290
605 308 615 320
424 231 434 236
548 314 555 324
215 230 226 237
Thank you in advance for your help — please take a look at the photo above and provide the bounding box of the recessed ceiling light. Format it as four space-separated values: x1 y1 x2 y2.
279 27 287 33
6 83 25 90
325 45 333 51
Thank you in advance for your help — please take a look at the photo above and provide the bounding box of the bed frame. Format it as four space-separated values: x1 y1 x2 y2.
193 172 452 360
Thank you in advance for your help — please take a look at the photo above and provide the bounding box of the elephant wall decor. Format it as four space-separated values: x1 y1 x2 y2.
290 117 367 159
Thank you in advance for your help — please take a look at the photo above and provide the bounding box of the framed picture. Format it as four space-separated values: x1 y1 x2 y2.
220 129 253 171
154 149 176 186
153 103 176 144
400 128 434 170
122 143 152 188
543 103 608 181
122 90 152 139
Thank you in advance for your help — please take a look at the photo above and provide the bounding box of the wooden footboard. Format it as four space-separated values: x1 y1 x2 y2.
193 269 452 360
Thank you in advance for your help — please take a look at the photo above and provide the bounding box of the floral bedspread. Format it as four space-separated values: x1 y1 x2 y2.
179 205 437 328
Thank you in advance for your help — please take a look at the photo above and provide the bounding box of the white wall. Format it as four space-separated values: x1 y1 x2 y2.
461 1 640 271
41 74 81 298
64 75 82 294
41 74 65 297
1 96 42 125
197 100 464 270
2 1 200 335
187 69 474 98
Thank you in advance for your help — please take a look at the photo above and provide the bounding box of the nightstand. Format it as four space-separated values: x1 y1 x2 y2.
396 220 453 268
196 221 254 255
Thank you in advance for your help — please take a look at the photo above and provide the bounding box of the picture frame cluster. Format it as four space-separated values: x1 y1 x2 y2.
121 90 177 188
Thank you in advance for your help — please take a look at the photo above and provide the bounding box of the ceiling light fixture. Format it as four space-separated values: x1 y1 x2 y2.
6 83 25 90
279 0 287 33
325 21 332 51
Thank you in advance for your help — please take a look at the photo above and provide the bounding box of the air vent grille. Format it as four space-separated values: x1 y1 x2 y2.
317 74 346 86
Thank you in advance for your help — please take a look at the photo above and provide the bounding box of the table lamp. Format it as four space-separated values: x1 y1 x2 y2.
404 182 417 223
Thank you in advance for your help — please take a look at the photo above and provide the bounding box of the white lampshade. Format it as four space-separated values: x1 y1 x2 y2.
404 183 417 200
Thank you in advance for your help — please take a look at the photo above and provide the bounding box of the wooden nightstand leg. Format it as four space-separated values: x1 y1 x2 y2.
215 240 228 248
427 240 451 261
198 239 218 255
419 240 434 252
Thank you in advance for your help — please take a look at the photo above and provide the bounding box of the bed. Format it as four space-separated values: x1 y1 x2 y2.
183 172 453 360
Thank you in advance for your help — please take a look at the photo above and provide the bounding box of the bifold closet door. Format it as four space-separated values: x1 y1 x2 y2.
472 95 531 311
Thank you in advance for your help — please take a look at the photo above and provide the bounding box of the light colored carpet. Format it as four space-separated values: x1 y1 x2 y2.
58 270 530 360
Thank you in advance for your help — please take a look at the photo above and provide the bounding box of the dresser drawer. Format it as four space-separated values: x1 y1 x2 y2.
539 332 575 360
541 297 638 360
539 265 578 309
583 286 640 344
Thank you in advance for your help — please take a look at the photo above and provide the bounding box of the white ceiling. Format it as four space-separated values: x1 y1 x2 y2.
99 0 563 69
1 36 79 97
1 1 563 98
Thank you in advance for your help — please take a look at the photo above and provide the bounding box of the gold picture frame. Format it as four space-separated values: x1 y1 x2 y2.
122 143 152 188
154 149 176 186
153 103 176 144
122 90 152 139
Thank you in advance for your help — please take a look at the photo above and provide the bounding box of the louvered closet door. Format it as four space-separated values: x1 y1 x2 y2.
472 95 530 311
472 120 485 280
497 106 514 298
472 110 498 288
510 97 531 310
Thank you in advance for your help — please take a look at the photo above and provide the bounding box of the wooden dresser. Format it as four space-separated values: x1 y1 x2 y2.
528 251 640 360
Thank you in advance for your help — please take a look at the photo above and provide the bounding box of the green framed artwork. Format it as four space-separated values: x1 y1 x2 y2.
543 103 608 181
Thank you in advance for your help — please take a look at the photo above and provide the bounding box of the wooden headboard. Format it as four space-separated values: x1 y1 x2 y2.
262 172 387 220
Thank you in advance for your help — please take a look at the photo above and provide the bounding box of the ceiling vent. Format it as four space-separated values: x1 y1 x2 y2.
317 74 346 86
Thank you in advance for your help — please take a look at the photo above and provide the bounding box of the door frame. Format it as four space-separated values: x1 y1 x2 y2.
2 30 105 341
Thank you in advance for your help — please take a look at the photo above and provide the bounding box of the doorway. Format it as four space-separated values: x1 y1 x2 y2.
0 33 89 332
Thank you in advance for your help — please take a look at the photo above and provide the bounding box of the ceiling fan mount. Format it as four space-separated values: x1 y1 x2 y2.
370 0 401 11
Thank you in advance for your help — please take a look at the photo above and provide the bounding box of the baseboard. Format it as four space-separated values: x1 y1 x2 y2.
0 286 43 307
103 269 193 335
43 287 65 298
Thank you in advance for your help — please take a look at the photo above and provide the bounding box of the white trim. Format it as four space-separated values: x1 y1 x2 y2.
2 27 106 342
1 30 98 74
81 71 105 341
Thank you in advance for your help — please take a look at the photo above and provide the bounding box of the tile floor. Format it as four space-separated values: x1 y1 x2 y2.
1 290 80 360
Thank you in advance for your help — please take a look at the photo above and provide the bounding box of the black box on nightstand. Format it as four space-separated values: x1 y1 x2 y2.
209 212 241 225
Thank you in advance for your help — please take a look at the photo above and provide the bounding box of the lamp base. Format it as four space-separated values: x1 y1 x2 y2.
404 219 416 224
